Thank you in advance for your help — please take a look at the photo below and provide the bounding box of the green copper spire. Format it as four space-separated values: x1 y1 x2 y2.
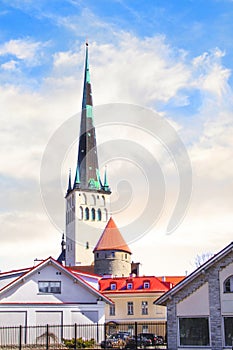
73 165 80 189
73 43 111 194
74 42 101 191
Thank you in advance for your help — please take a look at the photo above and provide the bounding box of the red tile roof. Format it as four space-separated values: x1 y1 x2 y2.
93 217 131 254
99 276 169 294
157 276 185 287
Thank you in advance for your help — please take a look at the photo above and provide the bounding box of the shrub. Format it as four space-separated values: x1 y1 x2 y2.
63 337 96 348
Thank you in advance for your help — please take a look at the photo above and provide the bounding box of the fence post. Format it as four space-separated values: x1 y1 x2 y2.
135 322 138 349
74 323 77 350
104 323 107 349
19 325 22 350
96 322 99 344
46 324 49 350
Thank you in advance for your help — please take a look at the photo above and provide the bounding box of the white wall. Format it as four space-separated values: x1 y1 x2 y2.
177 283 209 316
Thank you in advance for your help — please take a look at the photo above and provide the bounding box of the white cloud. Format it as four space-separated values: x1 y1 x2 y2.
0 38 48 66
192 48 231 98
1 33 233 275
1 59 18 71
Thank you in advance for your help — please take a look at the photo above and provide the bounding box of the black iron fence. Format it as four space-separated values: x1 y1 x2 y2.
0 322 167 349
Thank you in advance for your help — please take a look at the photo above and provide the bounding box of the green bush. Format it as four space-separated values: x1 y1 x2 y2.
63 337 96 348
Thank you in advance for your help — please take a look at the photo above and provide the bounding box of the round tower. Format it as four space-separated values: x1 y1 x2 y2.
93 217 132 277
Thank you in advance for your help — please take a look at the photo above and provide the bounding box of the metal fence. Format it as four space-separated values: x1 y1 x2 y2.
0 322 167 350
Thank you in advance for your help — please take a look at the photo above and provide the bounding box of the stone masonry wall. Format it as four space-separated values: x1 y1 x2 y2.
166 251 233 350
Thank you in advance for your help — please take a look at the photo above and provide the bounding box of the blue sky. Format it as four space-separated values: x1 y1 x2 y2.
1 0 233 274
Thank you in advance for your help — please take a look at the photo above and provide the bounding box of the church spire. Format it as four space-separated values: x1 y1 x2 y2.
75 42 101 191
66 168 72 195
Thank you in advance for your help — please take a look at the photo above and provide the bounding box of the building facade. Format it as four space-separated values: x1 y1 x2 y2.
155 242 233 350
99 276 168 322
0 257 112 328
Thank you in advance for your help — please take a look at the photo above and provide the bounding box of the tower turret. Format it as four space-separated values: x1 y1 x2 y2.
93 217 132 276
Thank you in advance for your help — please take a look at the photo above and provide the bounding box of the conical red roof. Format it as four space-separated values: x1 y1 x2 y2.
93 217 131 254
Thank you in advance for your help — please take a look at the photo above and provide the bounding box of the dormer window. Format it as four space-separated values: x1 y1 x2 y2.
110 283 116 290
143 281 150 289
127 282 133 290
224 276 233 293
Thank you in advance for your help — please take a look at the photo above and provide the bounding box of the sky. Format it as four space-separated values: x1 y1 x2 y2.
1 0 233 276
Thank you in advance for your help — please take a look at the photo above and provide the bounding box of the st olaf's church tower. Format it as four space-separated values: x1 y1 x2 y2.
65 43 111 267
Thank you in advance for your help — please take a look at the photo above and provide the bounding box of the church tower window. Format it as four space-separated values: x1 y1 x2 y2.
97 209 102 221
79 206 83 220
91 208 96 221
84 207 89 220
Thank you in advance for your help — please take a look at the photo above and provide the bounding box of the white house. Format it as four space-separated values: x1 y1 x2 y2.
155 241 233 350
0 256 112 328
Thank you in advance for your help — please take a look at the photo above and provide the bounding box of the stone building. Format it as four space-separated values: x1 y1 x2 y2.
155 241 233 350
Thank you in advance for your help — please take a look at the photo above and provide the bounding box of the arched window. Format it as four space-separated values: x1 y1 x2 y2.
224 276 233 293
80 193 87 205
90 194 96 206
101 195 105 207
79 206 83 220
84 207 89 221
103 208 108 222
97 209 102 221
91 208 95 221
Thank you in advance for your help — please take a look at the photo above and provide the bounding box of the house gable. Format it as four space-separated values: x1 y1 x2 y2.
0 258 111 305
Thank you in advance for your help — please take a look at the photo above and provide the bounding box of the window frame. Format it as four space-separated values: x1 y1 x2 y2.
127 282 133 290
38 281 61 294
223 316 233 346
223 275 233 293
109 304 115 316
178 317 210 346
110 283 117 290
141 301 148 315
143 281 150 289
127 301 134 315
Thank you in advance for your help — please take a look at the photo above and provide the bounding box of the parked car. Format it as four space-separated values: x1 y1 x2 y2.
138 333 164 345
101 332 130 348
124 335 152 349
156 335 165 345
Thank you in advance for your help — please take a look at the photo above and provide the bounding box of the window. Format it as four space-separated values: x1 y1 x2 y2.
141 301 148 315
90 195 96 206
128 325 134 335
91 208 95 221
143 281 150 289
38 281 61 294
224 317 233 346
84 207 89 220
224 276 233 293
110 283 116 290
97 209 102 221
101 195 105 207
179 317 210 346
79 206 83 220
103 208 108 221
109 304 115 316
142 325 148 333
127 283 133 290
127 302 134 315
111 252 115 258
80 193 87 205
